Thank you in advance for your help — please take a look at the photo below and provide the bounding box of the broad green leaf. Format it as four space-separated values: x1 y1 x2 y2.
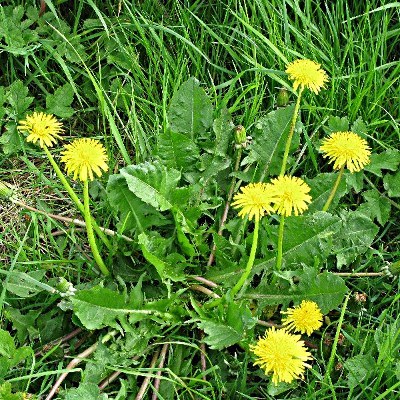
226 301 256 333
6 80 33 117
138 232 186 282
5 308 40 343
46 83 74 117
65 382 108 400
208 212 342 284
358 189 391 225
196 320 242 350
172 211 196 257
242 104 300 179
106 173 168 234
306 173 348 212
0 123 22 155
120 160 181 212
351 117 368 136
344 354 375 389
66 286 175 330
213 107 234 156
383 170 400 197
0 329 32 381
167 77 213 139
364 149 400 177
296 268 348 313
0 330 15 358
246 269 347 314
333 211 379 269
197 154 231 186
256 212 342 273
5 270 47 297
157 130 199 170
326 116 349 133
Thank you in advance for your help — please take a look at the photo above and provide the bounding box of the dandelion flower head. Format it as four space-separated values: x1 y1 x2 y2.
231 182 276 221
285 59 328 94
320 131 371 173
282 300 323 336
18 112 63 148
270 176 312 217
250 327 312 385
61 138 109 181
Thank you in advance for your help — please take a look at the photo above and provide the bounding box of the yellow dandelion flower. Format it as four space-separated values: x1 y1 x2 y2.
286 59 328 94
270 176 312 217
250 327 312 385
18 112 63 148
320 131 371 173
282 300 323 336
231 183 276 221
61 138 109 181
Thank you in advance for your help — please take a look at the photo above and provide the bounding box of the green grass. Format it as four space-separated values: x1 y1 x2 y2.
1 0 400 399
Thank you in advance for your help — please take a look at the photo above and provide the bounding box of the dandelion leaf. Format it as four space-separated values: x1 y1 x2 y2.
167 77 213 139
213 107 234 156
246 268 347 314
326 116 349 133
332 211 379 269
358 189 391 225
242 104 300 179
46 83 74 118
120 160 181 211
306 173 348 212
106 173 168 235
383 170 400 197
64 382 108 400
138 232 186 282
196 320 242 350
64 286 176 331
344 354 375 389
157 130 200 170
364 149 400 177
254 211 342 274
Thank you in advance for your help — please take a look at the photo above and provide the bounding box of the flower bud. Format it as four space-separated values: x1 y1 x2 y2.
382 261 400 278
277 88 289 107
234 125 247 145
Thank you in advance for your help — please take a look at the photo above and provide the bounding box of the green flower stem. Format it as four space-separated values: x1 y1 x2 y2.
83 180 110 276
322 166 344 212
280 87 304 176
324 292 350 398
231 218 260 298
43 146 112 251
276 215 285 272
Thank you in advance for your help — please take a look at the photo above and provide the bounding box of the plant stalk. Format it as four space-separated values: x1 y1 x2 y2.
276 215 285 272
323 166 344 212
83 180 110 276
231 218 259 298
43 145 112 251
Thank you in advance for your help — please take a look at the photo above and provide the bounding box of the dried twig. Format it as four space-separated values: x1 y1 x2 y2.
191 276 218 288
189 285 220 299
45 330 117 400
151 343 169 400
135 349 160 400
35 328 82 357
14 200 133 242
